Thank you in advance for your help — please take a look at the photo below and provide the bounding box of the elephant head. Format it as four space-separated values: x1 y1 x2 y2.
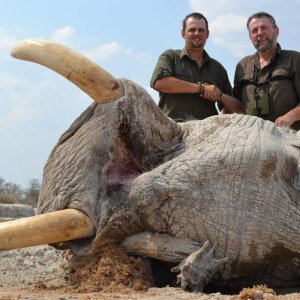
1 40 184 255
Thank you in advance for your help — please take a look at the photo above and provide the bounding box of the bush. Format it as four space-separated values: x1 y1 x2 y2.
0 176 40 207
0 178 22 204
0 193 22 204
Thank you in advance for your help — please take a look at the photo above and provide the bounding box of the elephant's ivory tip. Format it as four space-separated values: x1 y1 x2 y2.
0 208 95 251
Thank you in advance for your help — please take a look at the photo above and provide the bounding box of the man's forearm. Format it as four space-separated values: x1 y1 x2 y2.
286 104 300 121
154 77 199 93
155 77 245 114
275 104 300 127
219 94 245 114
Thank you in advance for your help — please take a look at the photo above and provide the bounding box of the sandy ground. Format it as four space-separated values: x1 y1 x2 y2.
0 245 300 300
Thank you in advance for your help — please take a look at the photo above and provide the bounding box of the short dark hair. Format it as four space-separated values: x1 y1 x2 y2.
247 12 277 30
182 12 209 31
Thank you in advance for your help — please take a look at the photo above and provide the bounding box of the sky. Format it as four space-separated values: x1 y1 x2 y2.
1 0 300 188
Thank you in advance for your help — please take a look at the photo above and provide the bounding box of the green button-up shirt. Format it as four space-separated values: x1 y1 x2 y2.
233 44 300 130
150 48 232 122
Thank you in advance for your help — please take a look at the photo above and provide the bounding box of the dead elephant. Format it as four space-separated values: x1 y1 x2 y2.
1 40 300 293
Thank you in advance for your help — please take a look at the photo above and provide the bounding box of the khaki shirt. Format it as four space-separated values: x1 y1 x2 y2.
150 48 232 122
233 44 300 130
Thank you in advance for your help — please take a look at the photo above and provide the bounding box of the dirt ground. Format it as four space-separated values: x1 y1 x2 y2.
0 245 300 300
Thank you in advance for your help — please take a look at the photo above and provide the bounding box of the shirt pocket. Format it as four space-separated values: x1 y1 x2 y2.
239 73 256 109
270 67 295 95
270 67 297 111
271 66 294 81
240 73 256 93
173 61 194 82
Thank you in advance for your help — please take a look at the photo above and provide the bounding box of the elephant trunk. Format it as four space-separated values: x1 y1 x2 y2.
11 40 122 103
0 209 95 251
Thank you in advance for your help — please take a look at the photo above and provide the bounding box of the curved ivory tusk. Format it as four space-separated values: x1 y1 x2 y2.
11 39 121 103
121 232 203 263
0 209 95 251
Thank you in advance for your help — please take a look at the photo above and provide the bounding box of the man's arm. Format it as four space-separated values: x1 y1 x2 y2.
275 104 300 128
154 76 200 93
218 93 245 114
154 77 244 114
202 83 244 114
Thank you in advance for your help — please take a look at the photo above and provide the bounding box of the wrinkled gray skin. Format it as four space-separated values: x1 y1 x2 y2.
38 78 300 290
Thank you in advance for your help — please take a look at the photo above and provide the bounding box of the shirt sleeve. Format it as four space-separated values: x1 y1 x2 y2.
232 62 244 102
222 70 233 95
150 49 175 89
292 52 300 103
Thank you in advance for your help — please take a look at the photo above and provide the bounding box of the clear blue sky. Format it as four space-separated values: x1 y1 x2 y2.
1 0 300 188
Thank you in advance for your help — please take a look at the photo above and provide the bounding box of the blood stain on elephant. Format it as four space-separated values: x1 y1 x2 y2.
259 154 277 180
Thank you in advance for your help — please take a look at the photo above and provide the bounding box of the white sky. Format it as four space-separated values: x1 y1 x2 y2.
1 0 300 188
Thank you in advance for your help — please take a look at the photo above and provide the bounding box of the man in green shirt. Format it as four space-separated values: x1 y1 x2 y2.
151 12 244 122
233 12 300 130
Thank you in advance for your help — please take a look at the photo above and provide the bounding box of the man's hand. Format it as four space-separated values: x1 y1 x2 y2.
202 84 222 102
274 104 300 129
275 115 294 129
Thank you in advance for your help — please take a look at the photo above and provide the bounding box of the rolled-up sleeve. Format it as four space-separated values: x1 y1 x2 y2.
150 49 174 89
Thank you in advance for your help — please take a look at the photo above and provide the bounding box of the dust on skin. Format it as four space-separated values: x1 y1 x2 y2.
259 154 278 180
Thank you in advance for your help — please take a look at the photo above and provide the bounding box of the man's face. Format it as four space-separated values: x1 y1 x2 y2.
182 17 209 50
248 17 279 52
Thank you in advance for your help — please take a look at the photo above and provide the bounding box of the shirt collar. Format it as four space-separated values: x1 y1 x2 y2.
180 47 211 62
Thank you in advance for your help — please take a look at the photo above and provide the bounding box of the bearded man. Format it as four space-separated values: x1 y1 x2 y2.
233 12 300 130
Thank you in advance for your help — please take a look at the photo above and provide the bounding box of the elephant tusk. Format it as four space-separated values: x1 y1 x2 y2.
0 209 95 251
11 39 121 103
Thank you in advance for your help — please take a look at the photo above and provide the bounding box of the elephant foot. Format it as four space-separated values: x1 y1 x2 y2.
171 240 228 292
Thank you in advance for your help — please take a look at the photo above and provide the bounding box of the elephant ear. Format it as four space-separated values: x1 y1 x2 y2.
11 39 122 103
